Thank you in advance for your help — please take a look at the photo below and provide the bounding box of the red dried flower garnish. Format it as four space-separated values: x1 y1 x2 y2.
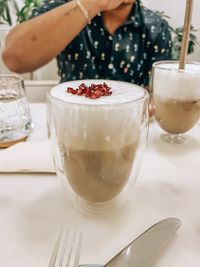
66 82 112 99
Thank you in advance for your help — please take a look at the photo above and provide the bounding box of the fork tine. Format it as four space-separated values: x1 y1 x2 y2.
58 229 69 267
48 229 82 267
66 231 76 267
73 232 83 267
48 228 63 267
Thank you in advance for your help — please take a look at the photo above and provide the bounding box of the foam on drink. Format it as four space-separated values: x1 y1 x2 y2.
153 63 200 101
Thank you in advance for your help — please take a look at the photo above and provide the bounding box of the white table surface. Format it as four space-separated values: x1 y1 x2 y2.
0 103 200 267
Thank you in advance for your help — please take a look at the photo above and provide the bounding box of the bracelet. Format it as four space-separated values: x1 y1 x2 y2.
75 0 91 24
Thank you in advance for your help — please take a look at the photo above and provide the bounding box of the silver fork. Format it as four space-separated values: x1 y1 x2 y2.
48 228 82 267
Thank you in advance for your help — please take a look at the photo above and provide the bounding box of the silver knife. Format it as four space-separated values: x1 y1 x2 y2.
81 218 181 267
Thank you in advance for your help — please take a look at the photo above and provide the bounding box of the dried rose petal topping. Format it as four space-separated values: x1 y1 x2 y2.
66 82 112 99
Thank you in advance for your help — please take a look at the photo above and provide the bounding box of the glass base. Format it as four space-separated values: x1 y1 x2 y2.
56 170 126 217
74 194 126 217
0 121 34 148
161 133 185 144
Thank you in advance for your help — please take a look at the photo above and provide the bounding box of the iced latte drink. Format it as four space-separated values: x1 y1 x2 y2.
48 80 149 208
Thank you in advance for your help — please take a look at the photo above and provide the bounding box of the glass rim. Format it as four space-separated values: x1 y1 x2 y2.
0 74 24 85
152 60 200 73
47 79 149 107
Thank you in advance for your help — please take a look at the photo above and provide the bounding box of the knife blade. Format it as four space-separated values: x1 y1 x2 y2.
80 218 181 267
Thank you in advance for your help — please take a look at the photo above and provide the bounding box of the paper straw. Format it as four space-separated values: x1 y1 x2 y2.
179 0 194 69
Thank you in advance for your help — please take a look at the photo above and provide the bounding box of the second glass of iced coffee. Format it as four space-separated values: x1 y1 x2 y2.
152 61 200 144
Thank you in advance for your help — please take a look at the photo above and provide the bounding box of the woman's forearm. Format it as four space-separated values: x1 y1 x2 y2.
2 0 100 73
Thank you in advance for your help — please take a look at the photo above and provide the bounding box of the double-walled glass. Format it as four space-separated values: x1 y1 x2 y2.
48 80 149 213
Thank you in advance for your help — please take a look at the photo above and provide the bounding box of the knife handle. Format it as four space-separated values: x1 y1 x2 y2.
80 264 104 267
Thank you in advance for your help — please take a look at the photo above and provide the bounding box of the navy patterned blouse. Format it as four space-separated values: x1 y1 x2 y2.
33 0 172 86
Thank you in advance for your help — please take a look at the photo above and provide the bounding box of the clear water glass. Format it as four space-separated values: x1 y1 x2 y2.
0 74 33 146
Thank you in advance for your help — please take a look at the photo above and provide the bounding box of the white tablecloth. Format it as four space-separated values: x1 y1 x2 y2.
0 104 200 267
